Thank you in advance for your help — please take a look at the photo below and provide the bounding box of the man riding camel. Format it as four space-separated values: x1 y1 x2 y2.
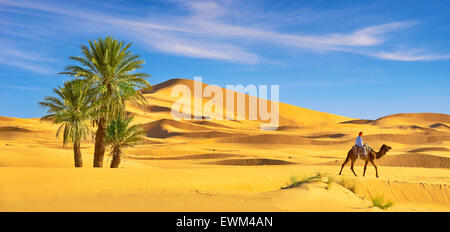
355 131 367 158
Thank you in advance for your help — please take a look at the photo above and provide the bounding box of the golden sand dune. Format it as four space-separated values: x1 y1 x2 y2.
203 158 296 166
342 113 450 129
0 78 449 211
375 113 450 125
430 123 450 130
138 78 351 125
0 126 32 132
408 147 450 153
325 153 450 169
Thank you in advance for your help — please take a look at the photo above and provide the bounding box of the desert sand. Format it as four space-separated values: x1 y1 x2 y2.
0 78 449 212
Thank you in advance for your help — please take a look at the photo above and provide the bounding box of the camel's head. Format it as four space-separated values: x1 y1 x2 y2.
382 144 392 151
377 144 392 159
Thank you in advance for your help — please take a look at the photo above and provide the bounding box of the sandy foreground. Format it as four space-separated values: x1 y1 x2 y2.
0 79 449 212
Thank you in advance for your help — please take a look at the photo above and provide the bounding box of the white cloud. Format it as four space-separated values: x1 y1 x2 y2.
0 84 43 91
1 0 448 65
151 39 259 64
373 50 450 61
2 49 57 63
0 45 58 74
0 57 56 74
184 0 226 19
320 22 414 46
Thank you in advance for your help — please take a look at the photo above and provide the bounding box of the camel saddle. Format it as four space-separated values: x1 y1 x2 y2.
352 144 370 159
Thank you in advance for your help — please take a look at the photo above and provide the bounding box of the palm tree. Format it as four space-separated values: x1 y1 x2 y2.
105 117 145 168
39 79 97 167
60 37 151 167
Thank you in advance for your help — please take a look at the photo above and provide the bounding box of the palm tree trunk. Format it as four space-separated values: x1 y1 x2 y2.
73 140 82 167
110 148 121 168
93 118 106 167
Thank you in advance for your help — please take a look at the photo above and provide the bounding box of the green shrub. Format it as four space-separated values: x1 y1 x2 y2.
301 173 322 183
282 174 321 189
325 177 334 190
371 195 394 210
281 175 301 189
289 176 300 186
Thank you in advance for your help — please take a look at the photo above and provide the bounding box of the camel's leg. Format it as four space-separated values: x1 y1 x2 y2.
370 160 379 178
363 161 368 177
350 158 358 177
339 152 350 175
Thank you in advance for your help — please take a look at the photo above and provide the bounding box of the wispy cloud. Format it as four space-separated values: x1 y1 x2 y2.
145 39 259 64
282 76 393 88
0 44 58 74
319 22 414 46
372 50 450 61
2 49 56 63
0 58 56 74
1 0 449 66
0 84 43 91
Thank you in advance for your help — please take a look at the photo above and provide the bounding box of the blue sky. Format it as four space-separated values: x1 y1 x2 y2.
0 0 449 119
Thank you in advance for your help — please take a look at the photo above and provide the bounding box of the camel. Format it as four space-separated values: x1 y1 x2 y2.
338 144 392 178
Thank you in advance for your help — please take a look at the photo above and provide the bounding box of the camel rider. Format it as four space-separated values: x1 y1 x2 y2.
355 132 367 158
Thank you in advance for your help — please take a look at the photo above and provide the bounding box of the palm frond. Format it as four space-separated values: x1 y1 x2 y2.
105 116 145 149
39 79 96 144
59 36 151 120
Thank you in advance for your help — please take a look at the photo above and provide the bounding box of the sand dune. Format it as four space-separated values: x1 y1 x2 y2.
213 132 450 146
430 123 450 130
142 118 211 138
326 153 450 169
408 147 450 153
214 134 348 145
352 178 450 209
203 158 296 166
340 119 374 124
141 78 351 125
130 153 244 160
377 153 450 169
340 113 450 128
0 126 32 132
375 113 450 124
306 133 347 139
189 120 233 129
363 133 450 144
275 125 305 131
0 78 449 211
381 125 436 132
142 119 209 131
